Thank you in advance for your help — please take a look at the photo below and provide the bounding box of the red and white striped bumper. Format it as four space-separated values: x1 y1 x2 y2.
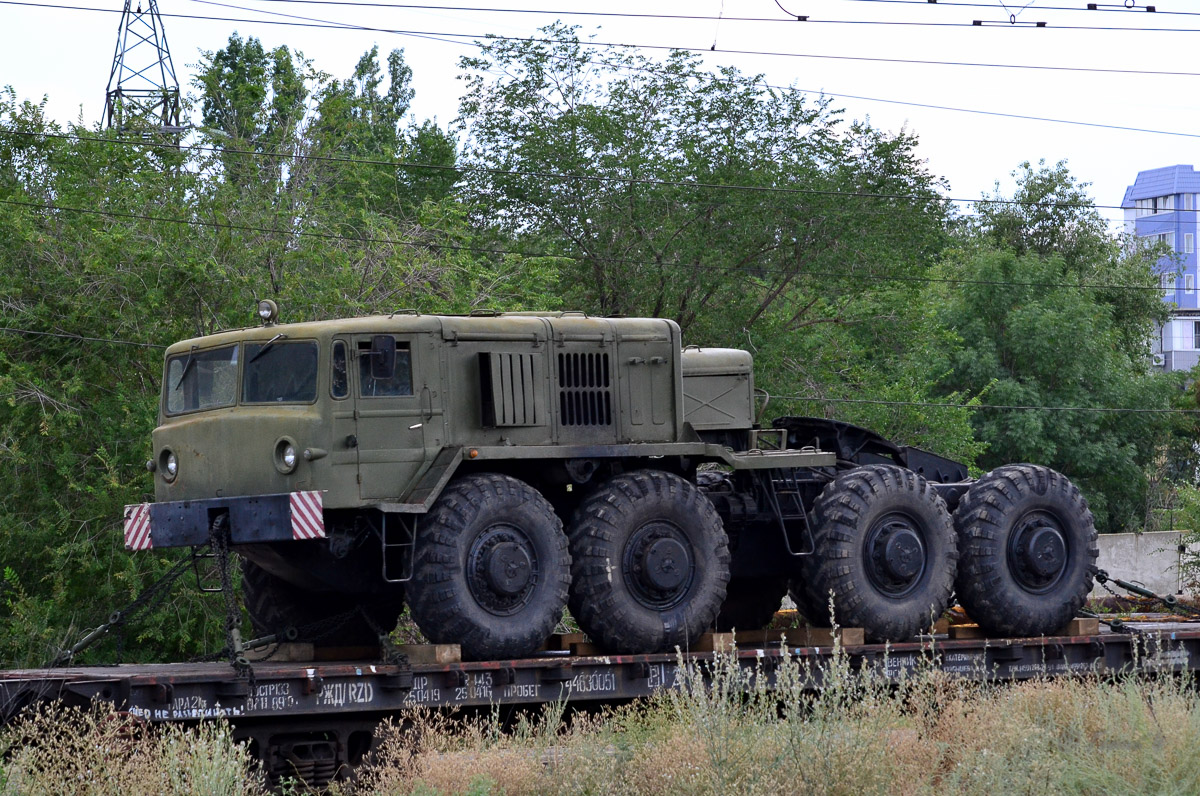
288 491 325 541
124 491 326 550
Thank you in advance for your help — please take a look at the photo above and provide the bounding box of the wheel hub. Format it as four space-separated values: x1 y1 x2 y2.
623 521 696 610
484 541 532 595
1008 512 1068 593
882 529 923 580
864 514 928 598
467 525 540 616
640 538 689 591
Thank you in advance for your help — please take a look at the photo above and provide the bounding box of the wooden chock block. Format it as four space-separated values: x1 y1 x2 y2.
733 628 788 646
393 644 461 665
803 628 865 647
246 642 314 662
1056 617 1100 637
949 624 985 640
544 633 587 651
932 618 951 635
692 632 736 653
569 641 605 657
312 645 380 661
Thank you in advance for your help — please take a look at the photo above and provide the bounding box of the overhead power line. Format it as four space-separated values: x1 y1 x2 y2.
0 196 1169 293
178 0 1200 32
199 0 1200 77
0 326 167 348
835 0 1199 18
231 0 1200 27
239 0 1200 22
8 1 1200 139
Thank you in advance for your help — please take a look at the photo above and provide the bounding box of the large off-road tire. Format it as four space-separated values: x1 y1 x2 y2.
802 465 958 642
568 470 731 653
715 577 789 632
954 465 1097 637
241 560 403 646
407 473 571 661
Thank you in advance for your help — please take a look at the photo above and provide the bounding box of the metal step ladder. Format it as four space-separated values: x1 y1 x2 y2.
382 514 416 583
757 468 815 556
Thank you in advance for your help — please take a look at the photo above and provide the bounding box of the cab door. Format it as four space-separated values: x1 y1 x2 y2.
328 337 360 497
351 332 442 501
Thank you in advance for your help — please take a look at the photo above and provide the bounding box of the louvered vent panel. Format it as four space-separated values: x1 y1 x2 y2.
480 352 541 427
558 352 612 426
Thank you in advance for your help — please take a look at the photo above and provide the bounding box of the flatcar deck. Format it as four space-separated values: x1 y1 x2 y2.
4 623 1200 726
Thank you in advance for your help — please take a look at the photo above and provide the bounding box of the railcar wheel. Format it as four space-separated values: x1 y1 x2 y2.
715 577 789 632
568 470 731 653
241 560 403 646
954 465 1097 637
407 473 571 661
803 465 957 642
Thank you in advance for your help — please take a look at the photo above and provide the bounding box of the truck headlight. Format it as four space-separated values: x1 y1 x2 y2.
275 438 298 474
160 449 178 482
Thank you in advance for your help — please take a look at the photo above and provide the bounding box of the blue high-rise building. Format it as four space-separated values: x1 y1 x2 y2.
1123 165 1200 371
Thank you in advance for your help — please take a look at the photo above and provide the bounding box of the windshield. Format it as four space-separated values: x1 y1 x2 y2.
165 345 239 415
242 340 319 403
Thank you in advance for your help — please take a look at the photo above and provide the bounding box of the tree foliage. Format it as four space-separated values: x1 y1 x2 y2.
933 162 1189 532
457 25 979 459
0 33 1193 664
0 35 549 665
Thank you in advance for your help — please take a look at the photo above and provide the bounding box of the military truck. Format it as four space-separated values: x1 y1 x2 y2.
125 301 1098 661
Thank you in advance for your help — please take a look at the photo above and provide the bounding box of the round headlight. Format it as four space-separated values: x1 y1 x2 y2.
257 299 279 325
274 438 298 474
160 450 178 482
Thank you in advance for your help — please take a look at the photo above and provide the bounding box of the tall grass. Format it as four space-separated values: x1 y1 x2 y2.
5 648 1200 795
0 702 263 795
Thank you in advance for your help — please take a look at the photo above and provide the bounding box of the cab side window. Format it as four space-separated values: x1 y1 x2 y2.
331 340 349 399
358 339 413 397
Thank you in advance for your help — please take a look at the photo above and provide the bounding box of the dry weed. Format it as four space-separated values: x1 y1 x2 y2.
8 656 1200 795
0 702 262 796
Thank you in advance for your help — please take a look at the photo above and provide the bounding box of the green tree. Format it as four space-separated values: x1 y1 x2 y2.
0 37 548 665
934 162 1186 532
195 33 309 186
457 24 977 460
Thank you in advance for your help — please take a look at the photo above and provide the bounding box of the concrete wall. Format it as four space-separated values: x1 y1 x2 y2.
1091 531 1198 597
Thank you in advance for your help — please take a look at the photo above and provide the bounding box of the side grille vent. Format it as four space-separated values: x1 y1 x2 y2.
558 352 612 426
480 352 542 427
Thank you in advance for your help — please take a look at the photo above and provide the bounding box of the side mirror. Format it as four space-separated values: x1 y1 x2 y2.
370 335 396 380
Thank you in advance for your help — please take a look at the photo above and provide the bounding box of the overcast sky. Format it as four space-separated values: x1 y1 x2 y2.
4 0 1198 223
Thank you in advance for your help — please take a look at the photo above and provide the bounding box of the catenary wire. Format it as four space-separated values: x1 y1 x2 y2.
0 326 168 348
170 0 1200 32
232 0 1200 22
7 0 1200 140
835 0 1199 18
199 0 1200 77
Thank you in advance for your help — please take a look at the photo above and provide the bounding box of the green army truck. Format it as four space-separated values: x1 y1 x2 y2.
125 301 1098 660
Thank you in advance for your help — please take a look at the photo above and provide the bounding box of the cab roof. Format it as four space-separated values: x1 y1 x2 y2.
163 312 680 357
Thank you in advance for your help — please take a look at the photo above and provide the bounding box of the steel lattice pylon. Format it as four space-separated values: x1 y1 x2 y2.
103 0 182 130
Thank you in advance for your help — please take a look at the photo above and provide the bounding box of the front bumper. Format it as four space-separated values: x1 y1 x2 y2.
123 491 325 550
